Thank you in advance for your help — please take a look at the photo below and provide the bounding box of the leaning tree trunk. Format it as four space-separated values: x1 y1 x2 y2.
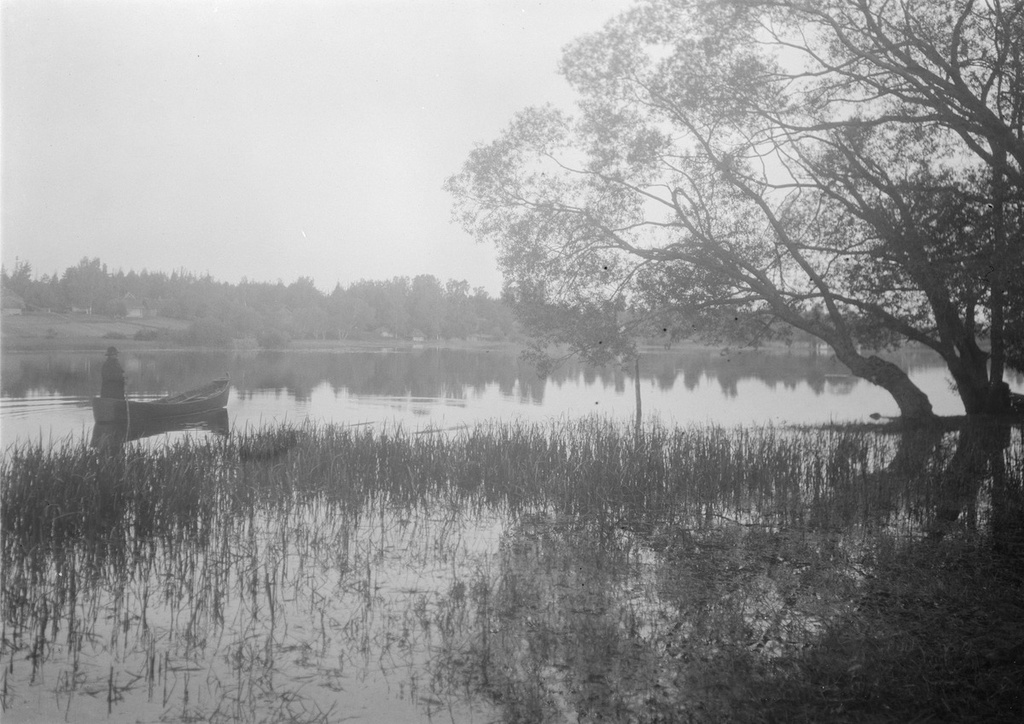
834 348 937 424
781 314 938 423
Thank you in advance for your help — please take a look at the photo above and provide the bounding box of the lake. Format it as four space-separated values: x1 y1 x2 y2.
3 348 1023 723
3 346 1017 450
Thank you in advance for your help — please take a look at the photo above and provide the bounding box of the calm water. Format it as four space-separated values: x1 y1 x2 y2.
2 346 1019 449
4 349 1022 723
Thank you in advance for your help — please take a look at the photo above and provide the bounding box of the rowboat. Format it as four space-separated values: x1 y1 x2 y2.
92 378 230 424
92 408 230 448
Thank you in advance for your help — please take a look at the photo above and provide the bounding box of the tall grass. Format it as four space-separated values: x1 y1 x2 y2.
2 418 1021 722
3 419 1018 552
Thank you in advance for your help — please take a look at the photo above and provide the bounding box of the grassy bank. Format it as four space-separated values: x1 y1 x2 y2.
3 420 1022 722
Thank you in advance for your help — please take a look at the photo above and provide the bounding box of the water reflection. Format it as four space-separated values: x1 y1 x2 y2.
1 347 937 401
91 408 230 449
3 422 1020 722
3 347 1022 448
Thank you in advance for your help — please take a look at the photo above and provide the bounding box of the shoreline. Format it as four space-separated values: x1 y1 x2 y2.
1 311 938 358
0 311 524 354
3 314 1020 437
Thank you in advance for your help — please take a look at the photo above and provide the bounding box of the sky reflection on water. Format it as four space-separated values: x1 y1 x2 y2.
2 498 506 723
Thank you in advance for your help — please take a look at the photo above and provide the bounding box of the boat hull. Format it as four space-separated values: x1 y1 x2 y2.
92 379 230 424
92 408 230 447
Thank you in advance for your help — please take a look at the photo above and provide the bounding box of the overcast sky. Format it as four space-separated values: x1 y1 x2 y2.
1 0 633 294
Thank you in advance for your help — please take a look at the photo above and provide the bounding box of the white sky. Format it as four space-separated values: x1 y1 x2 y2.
1 0 634 294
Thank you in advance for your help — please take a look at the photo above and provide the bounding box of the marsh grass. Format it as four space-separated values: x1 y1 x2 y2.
2 418 1022 722
3 419 990 542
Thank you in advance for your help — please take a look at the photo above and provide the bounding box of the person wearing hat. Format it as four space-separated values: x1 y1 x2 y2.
100 346 126 399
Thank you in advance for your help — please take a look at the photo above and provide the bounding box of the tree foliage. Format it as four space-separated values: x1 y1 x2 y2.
447 0 1023 419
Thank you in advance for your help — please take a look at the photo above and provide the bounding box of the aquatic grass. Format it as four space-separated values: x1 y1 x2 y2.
2 418 1022 722
4 419 1020 552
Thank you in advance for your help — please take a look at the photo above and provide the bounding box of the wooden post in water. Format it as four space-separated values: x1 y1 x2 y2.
634 356 642 441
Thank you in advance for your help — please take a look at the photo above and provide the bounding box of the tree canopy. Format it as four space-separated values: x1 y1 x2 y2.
447 0 1023 421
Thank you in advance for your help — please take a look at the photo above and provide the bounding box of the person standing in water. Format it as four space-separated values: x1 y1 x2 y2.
100 346 126 399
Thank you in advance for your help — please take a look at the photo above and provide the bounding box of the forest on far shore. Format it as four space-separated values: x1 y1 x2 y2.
1 258 517 347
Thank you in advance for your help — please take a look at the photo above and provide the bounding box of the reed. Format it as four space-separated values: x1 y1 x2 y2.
4 419 1020 549
2 418 1021 723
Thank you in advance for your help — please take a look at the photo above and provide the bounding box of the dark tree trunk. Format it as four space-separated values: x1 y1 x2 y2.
945 346 1014 415
835 349 937 424
988 153 1009 399
946 357 991 414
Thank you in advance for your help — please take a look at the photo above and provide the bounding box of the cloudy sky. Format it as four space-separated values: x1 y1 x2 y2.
1 0 632 294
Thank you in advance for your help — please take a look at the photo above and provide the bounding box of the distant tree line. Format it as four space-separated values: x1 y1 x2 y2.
1 257 517 347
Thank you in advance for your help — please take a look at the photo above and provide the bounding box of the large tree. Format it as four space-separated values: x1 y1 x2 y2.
447 0 1023 422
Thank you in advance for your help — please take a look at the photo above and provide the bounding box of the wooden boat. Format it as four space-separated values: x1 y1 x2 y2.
92 378 230 424
91 408 230 448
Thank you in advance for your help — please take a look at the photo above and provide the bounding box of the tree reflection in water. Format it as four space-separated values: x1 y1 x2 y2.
474 421 1023 722
4 346 995 404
